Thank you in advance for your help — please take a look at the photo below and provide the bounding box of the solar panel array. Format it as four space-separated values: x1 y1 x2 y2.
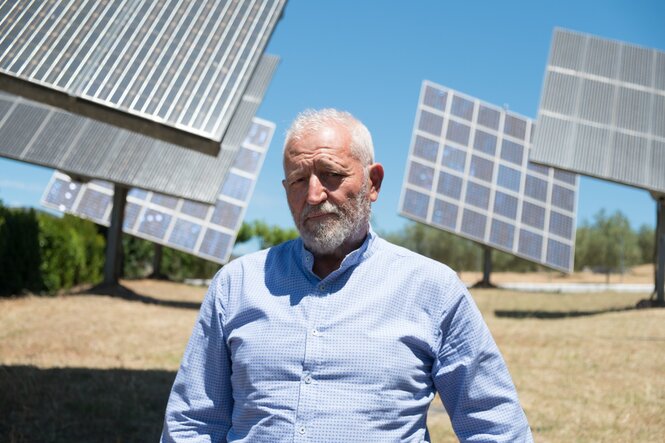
0 54 279 204
399 81 579 272
531 28 665 194
0 0 286 155
41 118 275 264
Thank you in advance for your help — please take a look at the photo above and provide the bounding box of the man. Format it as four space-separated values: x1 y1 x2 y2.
162 109 533 442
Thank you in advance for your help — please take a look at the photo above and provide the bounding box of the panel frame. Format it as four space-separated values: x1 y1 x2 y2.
399 80 579 272
531 28 665 194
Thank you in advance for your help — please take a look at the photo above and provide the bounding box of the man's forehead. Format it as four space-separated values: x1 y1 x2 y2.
294 123 349 146
285 125 351 156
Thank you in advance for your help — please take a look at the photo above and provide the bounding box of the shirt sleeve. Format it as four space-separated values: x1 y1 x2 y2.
432 278 533 442
161 271 233 443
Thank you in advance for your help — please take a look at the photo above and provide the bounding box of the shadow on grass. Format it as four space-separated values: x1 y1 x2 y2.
75 283 201 310
494 305 636 319
0 365 175 443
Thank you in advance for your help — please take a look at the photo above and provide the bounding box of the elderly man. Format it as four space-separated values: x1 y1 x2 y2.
162 109 533 442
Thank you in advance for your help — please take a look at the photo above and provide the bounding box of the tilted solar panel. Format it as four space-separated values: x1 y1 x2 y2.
41 118 275 264
0 0 286 155
531 28 665 194
0 54 279 204
399 81 579 272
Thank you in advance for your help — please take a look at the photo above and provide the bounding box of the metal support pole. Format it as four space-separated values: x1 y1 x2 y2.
472 246 494 288
103 184 128 286
150 243 164 279
482 245 492 286
656 197 665 305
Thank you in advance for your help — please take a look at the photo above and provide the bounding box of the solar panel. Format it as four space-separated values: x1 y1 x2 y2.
0 54 279 204
530 28 665 194
399 81 579 272
41 118 275 264
0 0 286 156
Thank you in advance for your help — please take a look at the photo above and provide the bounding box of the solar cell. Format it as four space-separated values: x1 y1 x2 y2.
531 28 665 194
0 0 286 156
169 219 203 251
490 219 514 249
43 179 82 212
78 189 112 223
138 209 172 239
465 182 491 210
437 172 463 199
41 118 275 264
401 189 430 221
431 199 458 229
399 81 579 272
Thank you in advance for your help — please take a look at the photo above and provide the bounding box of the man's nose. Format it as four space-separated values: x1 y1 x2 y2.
307 174 327 205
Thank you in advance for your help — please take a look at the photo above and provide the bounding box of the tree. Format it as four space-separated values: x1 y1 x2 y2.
250 220 299 248
384 222 482 272
574 209 640 282
637 224 655 265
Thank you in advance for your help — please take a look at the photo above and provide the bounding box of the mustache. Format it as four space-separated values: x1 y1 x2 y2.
300 201 341 221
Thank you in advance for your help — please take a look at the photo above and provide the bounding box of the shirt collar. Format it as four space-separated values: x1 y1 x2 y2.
298 225 378 280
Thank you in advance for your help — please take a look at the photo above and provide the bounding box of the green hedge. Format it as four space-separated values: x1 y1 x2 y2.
38 212 105 293
0 202 231 296
0 203 105 296
0 205 42 295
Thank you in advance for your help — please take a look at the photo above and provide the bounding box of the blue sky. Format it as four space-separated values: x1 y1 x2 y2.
1 0 664 233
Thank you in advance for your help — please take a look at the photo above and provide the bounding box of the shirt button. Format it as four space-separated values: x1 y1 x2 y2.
318 284 325 291
311 329 320 336
304 374 313 384
298 426 306 435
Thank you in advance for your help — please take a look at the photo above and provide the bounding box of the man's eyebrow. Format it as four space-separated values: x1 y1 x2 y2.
317 156 348 169
286 170 301 177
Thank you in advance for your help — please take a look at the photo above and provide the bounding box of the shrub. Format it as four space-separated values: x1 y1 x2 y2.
37 213 105 292
0 205 42 295
0 200 105 296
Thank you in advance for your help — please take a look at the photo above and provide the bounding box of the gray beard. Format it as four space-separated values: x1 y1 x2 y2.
295 187 371 256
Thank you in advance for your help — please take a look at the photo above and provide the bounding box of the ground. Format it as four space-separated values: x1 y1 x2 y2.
1 267 664 442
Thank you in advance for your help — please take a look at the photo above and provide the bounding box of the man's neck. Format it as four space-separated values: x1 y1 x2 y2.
309 229 368 279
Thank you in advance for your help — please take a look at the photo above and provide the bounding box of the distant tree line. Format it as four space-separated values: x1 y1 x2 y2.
383 209 655 277
0 198 655 296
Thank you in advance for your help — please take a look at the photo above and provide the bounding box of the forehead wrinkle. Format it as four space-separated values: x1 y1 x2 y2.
283 125 356 175
287 147 349 169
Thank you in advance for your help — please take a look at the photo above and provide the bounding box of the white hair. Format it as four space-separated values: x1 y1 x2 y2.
283 108 375 166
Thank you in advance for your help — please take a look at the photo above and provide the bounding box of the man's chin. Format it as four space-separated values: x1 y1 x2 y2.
301 218 338 234
300 230 344 255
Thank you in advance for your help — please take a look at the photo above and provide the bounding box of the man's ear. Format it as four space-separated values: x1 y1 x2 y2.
367 163 384 202
282 179 287 192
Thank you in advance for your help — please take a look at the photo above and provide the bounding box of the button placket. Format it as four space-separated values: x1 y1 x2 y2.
295 285 325 440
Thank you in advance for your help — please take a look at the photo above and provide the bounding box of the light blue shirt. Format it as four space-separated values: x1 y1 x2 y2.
162 229 532 442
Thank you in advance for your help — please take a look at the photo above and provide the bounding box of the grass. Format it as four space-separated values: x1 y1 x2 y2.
1 279 664 442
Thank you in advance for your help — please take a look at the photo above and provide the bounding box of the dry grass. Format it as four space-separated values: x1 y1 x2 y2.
1 278 664 442
459 263 655 285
